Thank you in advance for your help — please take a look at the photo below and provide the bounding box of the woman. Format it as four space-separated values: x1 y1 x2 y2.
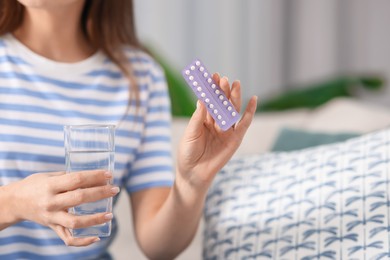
0 0 257 259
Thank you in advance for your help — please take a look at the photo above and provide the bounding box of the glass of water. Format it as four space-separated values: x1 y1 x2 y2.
64 124 115 237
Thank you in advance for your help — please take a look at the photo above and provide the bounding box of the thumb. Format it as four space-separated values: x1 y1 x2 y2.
184 101 207 137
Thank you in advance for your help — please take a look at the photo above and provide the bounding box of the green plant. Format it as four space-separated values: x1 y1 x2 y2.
258 76 385 111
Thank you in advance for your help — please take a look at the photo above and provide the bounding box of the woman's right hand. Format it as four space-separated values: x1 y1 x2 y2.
4 170 119 246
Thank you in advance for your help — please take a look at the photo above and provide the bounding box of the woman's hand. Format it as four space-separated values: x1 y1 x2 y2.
3 170 119 246
176 73 257 193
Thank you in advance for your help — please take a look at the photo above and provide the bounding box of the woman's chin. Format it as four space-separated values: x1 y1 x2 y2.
17 0 84 9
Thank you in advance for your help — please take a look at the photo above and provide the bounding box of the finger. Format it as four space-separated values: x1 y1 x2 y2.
235 96 258 136
55 185 120 209
205 109 217 130
212 72 221 85
51 224 100 247
230 80 242 113
219 76 231 99
184 101 207 138
53 211 114 230
51 170 112 193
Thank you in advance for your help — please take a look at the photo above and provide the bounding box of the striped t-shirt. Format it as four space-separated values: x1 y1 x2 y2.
0 34 174 259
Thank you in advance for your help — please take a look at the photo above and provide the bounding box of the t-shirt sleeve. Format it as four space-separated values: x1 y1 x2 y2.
125 61 174 193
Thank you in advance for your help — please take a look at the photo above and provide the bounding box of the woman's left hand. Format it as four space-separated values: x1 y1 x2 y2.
176 73 257 194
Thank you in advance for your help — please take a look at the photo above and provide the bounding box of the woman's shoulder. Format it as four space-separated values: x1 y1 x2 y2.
121 46 163 73
119 46 167 93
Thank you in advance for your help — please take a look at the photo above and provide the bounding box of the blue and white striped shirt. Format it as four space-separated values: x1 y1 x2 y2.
0 33 174 259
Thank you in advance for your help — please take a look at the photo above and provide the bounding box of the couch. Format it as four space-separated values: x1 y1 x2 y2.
109 98 390 259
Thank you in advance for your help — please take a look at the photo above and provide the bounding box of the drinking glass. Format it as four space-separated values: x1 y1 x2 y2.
64 124 115 237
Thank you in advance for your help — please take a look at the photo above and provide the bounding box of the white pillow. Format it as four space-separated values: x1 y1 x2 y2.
306 98 390 133
203 128 390 259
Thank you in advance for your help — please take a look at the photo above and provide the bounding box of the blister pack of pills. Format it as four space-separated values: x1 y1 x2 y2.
182 59 240 131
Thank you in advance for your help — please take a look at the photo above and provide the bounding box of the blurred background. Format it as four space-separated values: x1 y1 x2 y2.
111 1 390 259
134 0 390 115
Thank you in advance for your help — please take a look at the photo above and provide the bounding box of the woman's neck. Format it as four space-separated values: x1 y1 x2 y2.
13 2 95 63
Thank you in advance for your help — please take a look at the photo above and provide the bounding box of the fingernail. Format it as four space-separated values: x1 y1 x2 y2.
224 76 229 82
196 100 200 108
104 213 113 220
104 171 112 178
111 186 120 194
93 237 100 243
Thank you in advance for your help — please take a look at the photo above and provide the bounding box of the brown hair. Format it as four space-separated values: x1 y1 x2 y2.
0 0 142 104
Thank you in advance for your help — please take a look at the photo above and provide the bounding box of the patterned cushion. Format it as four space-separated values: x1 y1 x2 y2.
203 128 390 260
